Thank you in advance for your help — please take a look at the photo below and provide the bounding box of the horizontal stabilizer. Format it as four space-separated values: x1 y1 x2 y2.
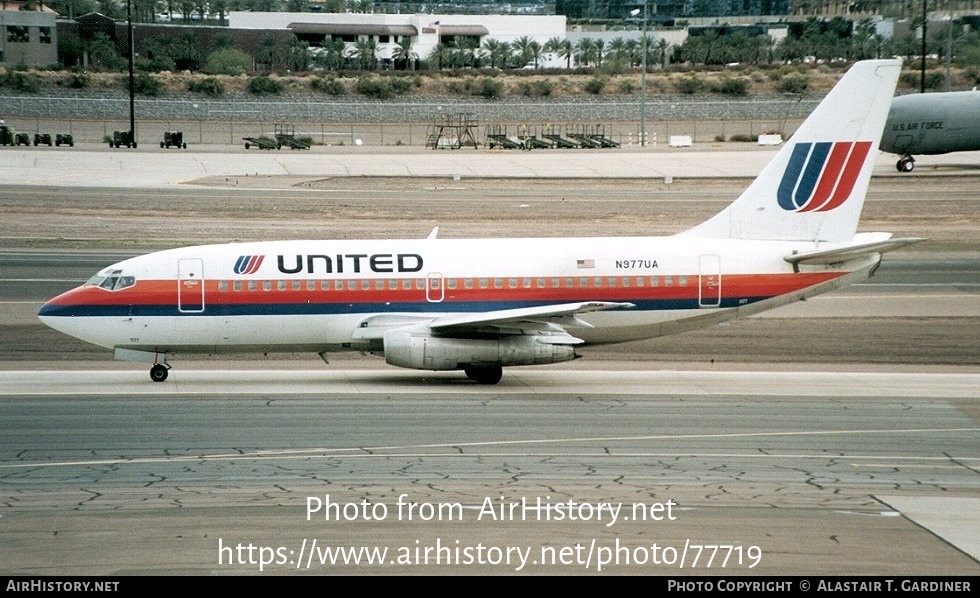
785 237 927 266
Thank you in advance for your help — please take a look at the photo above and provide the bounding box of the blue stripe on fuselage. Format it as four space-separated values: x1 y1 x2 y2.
39 297 772 318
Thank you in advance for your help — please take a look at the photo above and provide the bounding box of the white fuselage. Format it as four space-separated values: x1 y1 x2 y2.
38 235 873 356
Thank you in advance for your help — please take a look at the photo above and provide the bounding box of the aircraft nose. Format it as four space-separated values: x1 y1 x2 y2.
38 299 61 318
38 288 83 319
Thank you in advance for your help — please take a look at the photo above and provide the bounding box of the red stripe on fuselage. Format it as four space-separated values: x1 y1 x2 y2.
46 272 847 308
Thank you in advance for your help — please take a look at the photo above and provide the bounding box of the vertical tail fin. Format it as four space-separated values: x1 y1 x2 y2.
680 59 902 242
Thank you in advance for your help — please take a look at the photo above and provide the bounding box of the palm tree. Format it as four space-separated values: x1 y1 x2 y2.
529 40 542 69
451 36 478 68
393 38 417 71
352 38 377 70
482 38 511 69
427 43 450 70
574 37 596 67
656 38 670 69
255 35 283 72
210 0 229 26
287 37 310 72
193 0 208 21
170 30 202 71
544 37 573 69
511 36 537 69
310 39 345 71
178 0 194 22
606 37 628 69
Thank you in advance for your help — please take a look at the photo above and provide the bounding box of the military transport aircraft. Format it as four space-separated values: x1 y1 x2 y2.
880 89 980 172
39 59 922 384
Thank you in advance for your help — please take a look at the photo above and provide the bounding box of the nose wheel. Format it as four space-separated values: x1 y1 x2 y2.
896 156 915 172
150 363 170 382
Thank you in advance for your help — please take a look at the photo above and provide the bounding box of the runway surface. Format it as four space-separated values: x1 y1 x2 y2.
0 146 977 576
0 368 978 575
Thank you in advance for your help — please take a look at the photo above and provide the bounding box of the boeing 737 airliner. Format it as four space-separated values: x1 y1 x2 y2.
39 59 922 384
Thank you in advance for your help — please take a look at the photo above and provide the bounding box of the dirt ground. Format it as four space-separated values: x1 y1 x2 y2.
1 175 978 251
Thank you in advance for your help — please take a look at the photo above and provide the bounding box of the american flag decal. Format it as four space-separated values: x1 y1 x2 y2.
577 259 595 269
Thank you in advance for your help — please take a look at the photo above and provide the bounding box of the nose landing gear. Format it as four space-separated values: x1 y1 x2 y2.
150 363 171 382
896 156 915 172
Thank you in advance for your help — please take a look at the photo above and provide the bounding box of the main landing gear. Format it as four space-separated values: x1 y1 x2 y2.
464 365 503 385
150 363 171 382
896 155 915 172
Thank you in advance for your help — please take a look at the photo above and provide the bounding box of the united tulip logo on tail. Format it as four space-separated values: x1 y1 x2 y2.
234 255 264 275
777 141 872 212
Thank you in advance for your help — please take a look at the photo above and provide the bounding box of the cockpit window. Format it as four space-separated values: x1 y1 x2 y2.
86 271 136 291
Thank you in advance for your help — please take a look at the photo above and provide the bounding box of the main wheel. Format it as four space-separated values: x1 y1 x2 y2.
464 365 503 385
150 364 169 382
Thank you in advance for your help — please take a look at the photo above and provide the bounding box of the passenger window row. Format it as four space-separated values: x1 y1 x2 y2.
214 276 687 292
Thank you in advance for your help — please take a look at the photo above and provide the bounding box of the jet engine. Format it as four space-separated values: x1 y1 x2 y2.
382 329 576 371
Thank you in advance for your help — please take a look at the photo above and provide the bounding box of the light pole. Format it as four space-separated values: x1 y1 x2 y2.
631 2 649 147
920 0 927 93
126 0 136 146
641 0 647 147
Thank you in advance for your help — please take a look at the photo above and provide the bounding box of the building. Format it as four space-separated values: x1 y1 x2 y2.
1 9 57 68
228 12 567 68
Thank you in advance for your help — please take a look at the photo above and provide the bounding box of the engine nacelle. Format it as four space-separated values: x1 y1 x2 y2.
383 329 576 371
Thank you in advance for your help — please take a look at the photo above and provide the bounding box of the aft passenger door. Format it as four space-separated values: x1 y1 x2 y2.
698 254 721 308
177 258 205 312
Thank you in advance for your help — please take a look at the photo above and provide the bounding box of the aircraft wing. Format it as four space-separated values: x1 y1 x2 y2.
430 301 635 334
785 237 927 267
351 301 634 343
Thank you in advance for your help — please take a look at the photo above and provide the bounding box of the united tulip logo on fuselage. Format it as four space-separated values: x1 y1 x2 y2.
233 253 425 275
777 141 872 212
234 255 264 275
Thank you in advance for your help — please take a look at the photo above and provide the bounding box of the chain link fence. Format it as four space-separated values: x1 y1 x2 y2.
0 94 817 148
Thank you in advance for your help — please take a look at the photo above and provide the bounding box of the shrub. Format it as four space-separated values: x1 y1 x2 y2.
131 72 162 96
2 71 42 92
188 77 225 96
584 77 605 95
778 73 809 94
390 77 415 95
519 79 553 96
61 71 90 89
204 48 252 76
477 77 503 99
674 74 706 94
247 75 283 95
311 77 346 95
711 76 749 95
135 53 176 73
356 76 395 99
618 79 636 94
900 70 944 90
